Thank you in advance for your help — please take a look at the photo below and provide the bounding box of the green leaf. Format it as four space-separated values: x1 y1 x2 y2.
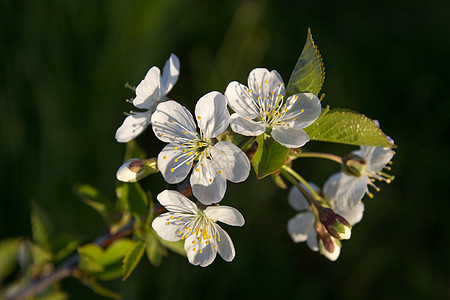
30 202 53 250
124 140 146 161
252 134 290 179
77 239 135 277
31 243 54 265
0 238 21 282
52 235 80 262
144 231 167 267
304 108 396 148
158 238 186 257
116 182 148 217
286 28 325 98
73 184 115 224
122 239 145 281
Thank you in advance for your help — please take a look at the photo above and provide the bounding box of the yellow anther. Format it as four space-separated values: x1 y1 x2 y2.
388 161 393 165
205 241 209 245
214 245 217 249
295 95 298 99
218 171 222 175
196 169 200 172
184 131 187 134
247 117 251 120
284 108 288 112
163 156 167 159
174 137 177 140
193 248 196 251
218 238 221 242
192 241 196 244
171 121 174 124
180 236 184 240
161 133 165 137
186 162 190 165
292 118 296 121
195 152 198 155
258 96 261 99
198 116 201 120
209 179 212 182
174 147 178 150
222 151 225 154
170 168 174 172
165 222 169 225
376 187 381 192
368 193 374 199
248 89 251 93
271 91 275 95
280 122 285 125
178 230 182 235
199 249 203 253
201 164 204 167
264 80 268 84
170 216 174 219
174 158 178 162
386 179 392 184
177 217 181 220
300 109 304 113
129 110 134 114
259 86 262 90
188 152 192 155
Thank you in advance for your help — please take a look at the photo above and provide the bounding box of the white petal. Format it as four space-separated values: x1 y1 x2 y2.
335 202 365 226
190 158 227 205
214 224 236 262
195 91 230 138
210 141 250 183
281 93 321 129
287 185 316 211
160 54 180 96
271 126 310 148
133 67 161 109
326 173 368 210
287 211 315 243
156 190 198 214
152 212 190 241
229 113 266 136
116 159 138 182
361 146 394 172
225 81 260 119
204 206 245 226
306 226 319 251
247 68 285 101
184 231 217 267
115 111 152 143
157 143 194 184
151 100 197 143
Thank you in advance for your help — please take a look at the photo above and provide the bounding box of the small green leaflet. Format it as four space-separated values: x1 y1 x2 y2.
252 134 290 179
30 202 54 250
116 181 149 217
0 238 22 281
122 239 145 281
286 28 325 98
304 107 396 148
73 184 115 224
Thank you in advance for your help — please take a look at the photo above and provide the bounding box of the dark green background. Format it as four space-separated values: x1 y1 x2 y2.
1 0 449 299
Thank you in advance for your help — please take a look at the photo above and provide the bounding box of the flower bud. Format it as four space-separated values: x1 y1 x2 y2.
318 207 352 240
116 158 158 182
342 153 366 177
315 221 342 261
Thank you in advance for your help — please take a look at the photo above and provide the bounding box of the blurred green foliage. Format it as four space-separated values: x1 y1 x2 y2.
1 0 449 299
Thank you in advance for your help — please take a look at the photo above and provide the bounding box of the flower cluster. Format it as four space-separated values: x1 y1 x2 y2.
114 53 394 266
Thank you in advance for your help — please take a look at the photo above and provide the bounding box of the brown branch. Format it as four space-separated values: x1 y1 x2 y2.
5 223 135 300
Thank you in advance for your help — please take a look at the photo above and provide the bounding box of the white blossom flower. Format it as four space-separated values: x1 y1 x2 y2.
328 141 395 210
152 190 245 267
115 54 180 143
225 68 322 148
287 181 364 261
151 92 250 205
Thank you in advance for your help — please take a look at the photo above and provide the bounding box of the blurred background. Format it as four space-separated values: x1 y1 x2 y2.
1 0 449 299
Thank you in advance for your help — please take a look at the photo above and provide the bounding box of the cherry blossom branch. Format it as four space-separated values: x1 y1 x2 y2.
5 223 135 300
291 152 343 164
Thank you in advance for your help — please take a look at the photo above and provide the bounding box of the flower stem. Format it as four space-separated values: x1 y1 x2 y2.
240 137 256 152
292 152 343 164
280 166 320 215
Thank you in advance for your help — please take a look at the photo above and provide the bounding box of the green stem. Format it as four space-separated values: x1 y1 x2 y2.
280 166 320 216
240 137 256 152
292 152 343 164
